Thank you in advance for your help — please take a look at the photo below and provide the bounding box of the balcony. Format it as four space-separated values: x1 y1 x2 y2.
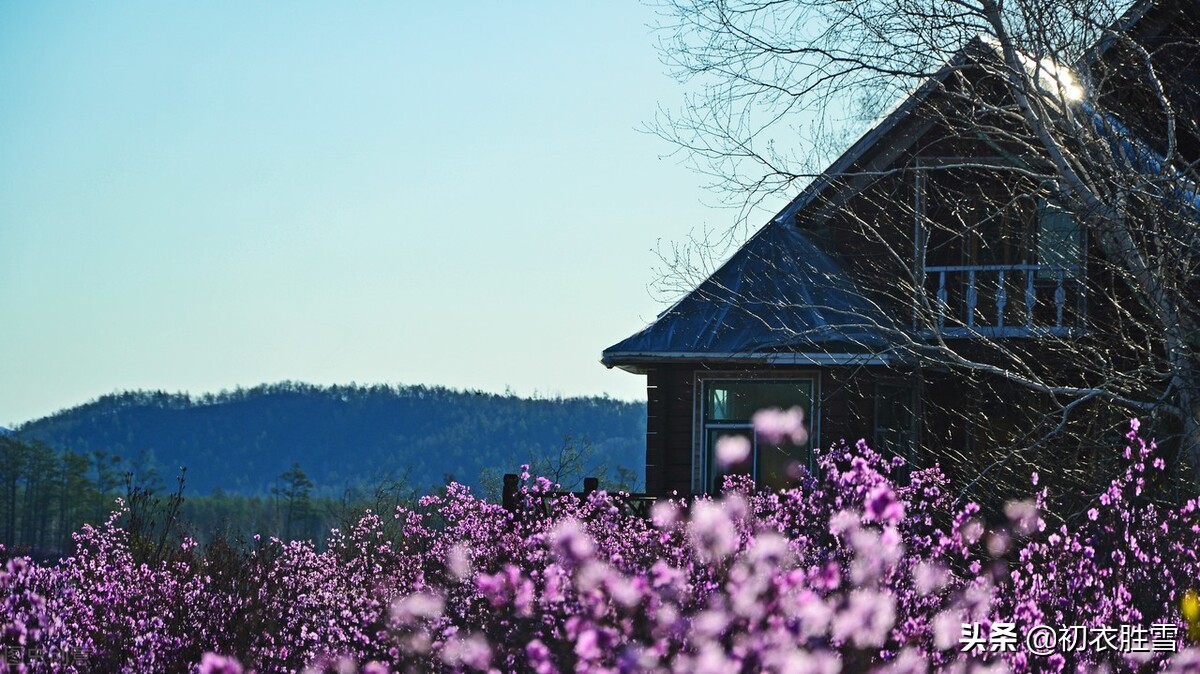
921 264 1085 338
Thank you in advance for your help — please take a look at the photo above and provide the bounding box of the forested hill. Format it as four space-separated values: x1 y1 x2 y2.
15 383 646 496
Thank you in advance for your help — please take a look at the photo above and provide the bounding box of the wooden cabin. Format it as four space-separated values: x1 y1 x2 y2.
602 0 1200 499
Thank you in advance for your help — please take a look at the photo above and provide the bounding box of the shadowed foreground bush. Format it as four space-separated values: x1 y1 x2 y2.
3 420 1199 673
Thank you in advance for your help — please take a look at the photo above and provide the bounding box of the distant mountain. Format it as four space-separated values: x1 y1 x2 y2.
16 383 646 496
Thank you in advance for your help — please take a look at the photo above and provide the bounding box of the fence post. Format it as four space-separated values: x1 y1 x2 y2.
583 477 599 498
502 473 519 512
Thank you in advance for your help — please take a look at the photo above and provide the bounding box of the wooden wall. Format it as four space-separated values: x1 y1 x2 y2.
645 365 696 496
643 363 907 496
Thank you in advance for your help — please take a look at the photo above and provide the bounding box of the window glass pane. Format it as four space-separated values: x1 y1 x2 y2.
757 438 808 490
709 388 729 421
1037 201 1081 278
705 381 812 422
707 428 754 493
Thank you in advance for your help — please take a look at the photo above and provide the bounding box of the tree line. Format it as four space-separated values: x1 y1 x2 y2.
0 430 641 560
0 434 401 557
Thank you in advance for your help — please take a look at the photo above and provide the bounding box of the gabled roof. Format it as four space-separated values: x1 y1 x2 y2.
601 221 900 370
769 43 976 228
1084 0 1190 63
601 43 970 372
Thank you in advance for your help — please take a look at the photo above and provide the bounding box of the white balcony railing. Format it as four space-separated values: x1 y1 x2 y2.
922 264 1084 338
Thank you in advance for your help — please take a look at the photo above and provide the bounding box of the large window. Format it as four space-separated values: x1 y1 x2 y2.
699 378 814 493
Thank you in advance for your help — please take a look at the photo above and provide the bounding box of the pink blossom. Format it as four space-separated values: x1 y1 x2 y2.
715 435 751 469
1004 499 1043 535
446 542 472 581
752 406 809 445
440 633 492 671
197 653 244 674
390 592 444 625
832 589 896 647
550 518 595 564
688 499 739 560
6 419 1195 674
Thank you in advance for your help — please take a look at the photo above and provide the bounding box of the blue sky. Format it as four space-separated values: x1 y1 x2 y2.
0 2 790 426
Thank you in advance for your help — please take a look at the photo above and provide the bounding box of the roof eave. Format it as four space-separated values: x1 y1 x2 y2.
601 351 899 369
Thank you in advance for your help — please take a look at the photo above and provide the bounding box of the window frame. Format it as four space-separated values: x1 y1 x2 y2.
873 378 920 465
691 370 821 493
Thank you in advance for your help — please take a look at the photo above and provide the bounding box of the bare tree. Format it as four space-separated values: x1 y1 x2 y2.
648 0 1200 502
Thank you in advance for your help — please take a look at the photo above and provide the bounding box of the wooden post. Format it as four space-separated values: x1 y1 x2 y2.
1025 269 1035 329
966 269 978 328
996 270 1007 328
1054 270 1066 327
937 270 947 332
583 477 599 498
502 473 519 512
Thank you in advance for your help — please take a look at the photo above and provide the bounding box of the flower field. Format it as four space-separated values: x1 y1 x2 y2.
3 421 1199 673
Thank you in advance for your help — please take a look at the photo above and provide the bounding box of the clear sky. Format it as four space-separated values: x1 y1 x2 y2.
0 2 789 426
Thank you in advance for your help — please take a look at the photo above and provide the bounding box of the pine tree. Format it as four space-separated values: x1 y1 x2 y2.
272 463 313 541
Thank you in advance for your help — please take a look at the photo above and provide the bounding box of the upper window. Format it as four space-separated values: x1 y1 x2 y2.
700 378 814 493
916 160 1033 269
1036 200 1083 278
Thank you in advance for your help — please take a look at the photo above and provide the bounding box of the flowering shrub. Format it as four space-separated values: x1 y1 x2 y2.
1 420 1198 673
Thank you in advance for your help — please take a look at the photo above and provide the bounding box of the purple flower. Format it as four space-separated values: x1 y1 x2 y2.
914 562 948 596
7 418 1192 674
575 627 602 661
446 542 473 581
526 639 557 674
390 592 444 625
865 484 905 523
